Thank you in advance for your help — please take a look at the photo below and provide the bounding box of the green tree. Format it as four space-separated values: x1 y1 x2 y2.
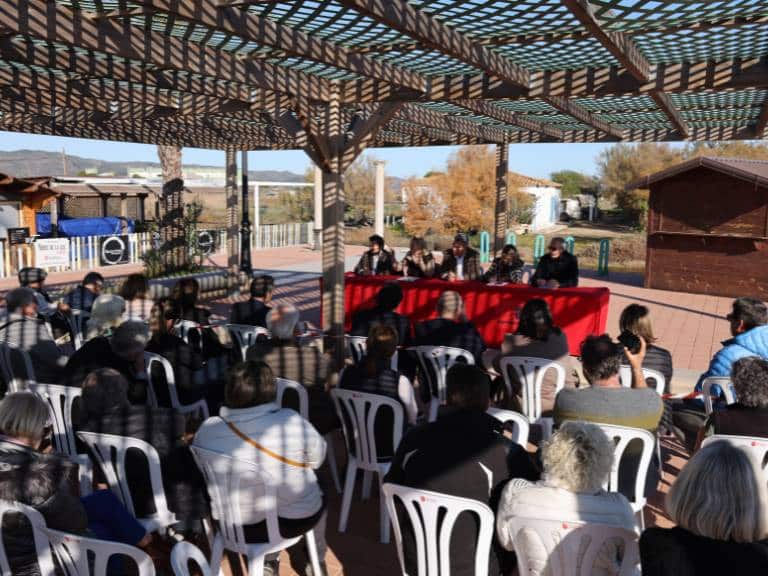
550 170 597 198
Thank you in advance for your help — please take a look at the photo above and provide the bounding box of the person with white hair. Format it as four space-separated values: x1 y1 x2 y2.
496 421 637 576
413 290 486 363
246 303 338 435
85 293 126 340
641 441 768 574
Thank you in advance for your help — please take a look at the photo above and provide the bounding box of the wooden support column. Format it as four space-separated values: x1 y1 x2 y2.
49 197 58 238
321 165 345 365
313 165 322 250
99 194 109 217
225 148 239 276
494 144 509 255
119 193 128 218
137 194 146 222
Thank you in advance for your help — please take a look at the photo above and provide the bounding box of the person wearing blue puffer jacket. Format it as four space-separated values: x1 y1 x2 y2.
672 297 768 451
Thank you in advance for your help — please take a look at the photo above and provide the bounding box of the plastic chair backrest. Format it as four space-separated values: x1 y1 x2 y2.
701 435 768 474
597 424 655 507
486 407 530 447
275 377 309 419
507 516 640 576
0 500 56 576
189 446 281 555
499 356 565 421
331 388 404 471
382 483 495 576
145 352 209 418
26 383 80 456
227 323 270 361
76 431 176 532
174 320 205 352
619 365 665 395
69 310 90 351
409 345 474 404
702 377 737 415
171 542 213 576
0 341 36 391
45 527 156 576
345 336 368 364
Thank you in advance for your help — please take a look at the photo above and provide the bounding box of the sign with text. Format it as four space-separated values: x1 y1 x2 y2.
35 238 70 269
100 235 130 266
7 227 29 245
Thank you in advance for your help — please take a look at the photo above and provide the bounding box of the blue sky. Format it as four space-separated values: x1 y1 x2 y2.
1 130 638 179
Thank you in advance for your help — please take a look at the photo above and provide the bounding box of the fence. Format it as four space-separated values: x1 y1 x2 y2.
252 222 314 249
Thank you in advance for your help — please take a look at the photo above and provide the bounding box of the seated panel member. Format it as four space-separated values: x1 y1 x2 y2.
399 236 436 278
530 237 579 288
439 232 482 282
354 234 397 276
483 244 524 284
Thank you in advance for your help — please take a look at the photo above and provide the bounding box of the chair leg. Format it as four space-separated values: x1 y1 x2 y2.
378 477 390 544
637 508 645 531
305 529 323 576
338 460 357 533
210 534 225 576
324 432 342 494
539 418 554 440
428 398 439 422
246 553 266 576
361 470 373 500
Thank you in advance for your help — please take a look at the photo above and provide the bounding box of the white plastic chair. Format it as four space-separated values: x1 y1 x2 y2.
77 431 177 533
346 335 398 370
69 309 90 351
619 365 665 394
227 323 270 361
332 388 404 543
274 377 342 493
174 320 205 353
486 407 530 448
597 424 656 529
507 516 640 576
0 341 36 392
145 352 209 419
702 376 737 415
171 542 213 576
189 446 323 576
702 435 768 476
499 356 565 439
45 526 156 576
382 483 495 576
0 500 56 576
26 382 92 495
408 346 474 422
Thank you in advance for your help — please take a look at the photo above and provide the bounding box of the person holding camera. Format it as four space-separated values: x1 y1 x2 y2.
619 304 673 393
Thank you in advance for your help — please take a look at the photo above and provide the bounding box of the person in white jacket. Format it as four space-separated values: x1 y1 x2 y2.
194 360 327 576
496 421 637 576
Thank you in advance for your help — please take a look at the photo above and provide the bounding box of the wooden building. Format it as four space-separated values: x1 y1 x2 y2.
630 157 768 299
0 173 60 238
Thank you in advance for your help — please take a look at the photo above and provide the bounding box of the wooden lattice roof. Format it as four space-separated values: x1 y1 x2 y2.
1 0 767 153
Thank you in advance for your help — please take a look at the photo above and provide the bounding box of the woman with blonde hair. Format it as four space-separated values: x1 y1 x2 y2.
85 293 125 340
640 441 768 574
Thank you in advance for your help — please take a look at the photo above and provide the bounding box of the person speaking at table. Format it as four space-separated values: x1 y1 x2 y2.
439 232 482 282
399 236 436 278
530 237 579 288
354 234 398 276
482 244 525 284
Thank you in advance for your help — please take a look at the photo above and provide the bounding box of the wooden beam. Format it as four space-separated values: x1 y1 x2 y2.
337 0 529 89
649 91 689 138
755 97 768 138
396 104 508 143
453 99 563 141
543 95 623 139
341 102 403 170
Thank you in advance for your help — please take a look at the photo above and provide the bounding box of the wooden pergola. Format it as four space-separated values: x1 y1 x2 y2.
1 0 767 355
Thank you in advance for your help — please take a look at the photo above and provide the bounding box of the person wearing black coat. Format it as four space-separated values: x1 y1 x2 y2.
230 275 274 328
413 291 486 365
350 283 411 346
354 234 398 276
530 237 579 288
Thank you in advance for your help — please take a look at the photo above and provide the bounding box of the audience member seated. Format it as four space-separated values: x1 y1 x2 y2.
619 304 673 391
492 298 579 412
85 294 126 340
399 236 435 278
247 303 338 436
350 283 410 346
673 297 768 451
18 267 56 318
483 244 524 284
698 357 768 444
414 291 486 364
78 369 208 534
385 364 539 576
354 234 398 276
230 275 274 328
63 271 104 312
0 287 68 385
171 278 211 325
0 392 151 576
66 320 151 404
120 273 155 323
497 421 637 576
340 325 418 425
145 298 206 407
439 232 482 282
640 441 768 575
194 361 328 576
529 237 579 288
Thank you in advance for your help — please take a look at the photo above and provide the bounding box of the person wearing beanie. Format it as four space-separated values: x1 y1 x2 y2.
439 232 482 281
17 267 54 317
354 234 398 276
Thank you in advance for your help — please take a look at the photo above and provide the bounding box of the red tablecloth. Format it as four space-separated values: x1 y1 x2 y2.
344 274 610 355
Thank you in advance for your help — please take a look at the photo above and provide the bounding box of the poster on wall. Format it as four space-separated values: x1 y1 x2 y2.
35 238 70 269
7 227 29 245
100 235 130 266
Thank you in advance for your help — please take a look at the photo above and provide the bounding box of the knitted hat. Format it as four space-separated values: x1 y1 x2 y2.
454 232 469 245
18 267 47 285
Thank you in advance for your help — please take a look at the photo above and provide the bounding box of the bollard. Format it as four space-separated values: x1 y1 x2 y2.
479 231 490 264
533 234 546 266
506 231 516 247
598 238 610 276
565 235 575 254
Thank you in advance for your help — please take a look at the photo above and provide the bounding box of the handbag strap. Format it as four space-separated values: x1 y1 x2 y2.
223 419 311 469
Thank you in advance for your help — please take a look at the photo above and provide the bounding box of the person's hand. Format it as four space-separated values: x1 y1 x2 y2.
625 335 647 368
57 301 71 313
536 278 547 288
547 279 560 289
446 271 457 282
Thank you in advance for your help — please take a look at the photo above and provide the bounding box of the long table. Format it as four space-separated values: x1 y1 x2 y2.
344 274 610 355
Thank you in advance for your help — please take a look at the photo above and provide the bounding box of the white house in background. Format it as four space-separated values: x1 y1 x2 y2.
510 172 562 231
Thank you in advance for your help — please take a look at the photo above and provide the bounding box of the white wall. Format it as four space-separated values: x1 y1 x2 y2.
523 186 561 231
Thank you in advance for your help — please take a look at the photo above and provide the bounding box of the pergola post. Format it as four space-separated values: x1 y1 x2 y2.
313 165 322 250
225 149 239 277
374 160 386 237
494 144 509 256
321 166 346 366
99 194 108 217
49 197 58 238
120 193 128 219
137 194 146 222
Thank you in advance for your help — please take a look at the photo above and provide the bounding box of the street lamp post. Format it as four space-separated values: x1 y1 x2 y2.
240 150 252 274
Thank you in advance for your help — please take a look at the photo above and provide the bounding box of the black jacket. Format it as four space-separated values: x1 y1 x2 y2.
350 308 411 346
439 248 482 281
354 249 397 276
530 251 579 287
483 256 524 284
0 439 88 576
145 333 205 406
385 409 540 576
230 299 271 328
414 318 486 365
400 251 436 278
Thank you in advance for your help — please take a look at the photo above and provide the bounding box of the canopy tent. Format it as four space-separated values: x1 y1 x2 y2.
1 0 767 359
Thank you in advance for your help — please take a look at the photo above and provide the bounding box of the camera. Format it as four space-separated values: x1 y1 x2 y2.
617 331 641 354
